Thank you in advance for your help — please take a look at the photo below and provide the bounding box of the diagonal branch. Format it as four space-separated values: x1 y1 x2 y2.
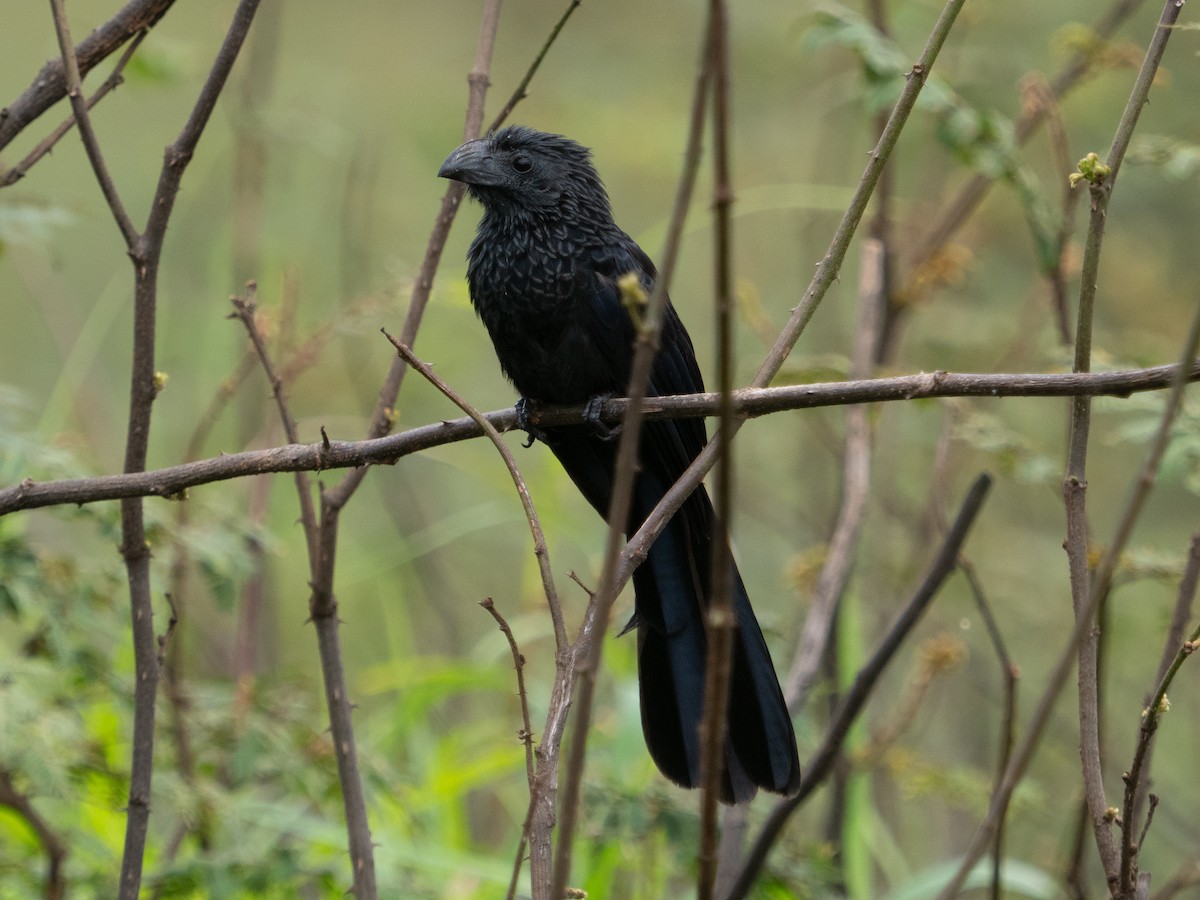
48 0 139 247
385 334 566 651
723 474 993 899
0 30 146 189
0 0 177 153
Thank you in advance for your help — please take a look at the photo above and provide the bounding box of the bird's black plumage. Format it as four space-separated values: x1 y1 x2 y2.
439 126 800 803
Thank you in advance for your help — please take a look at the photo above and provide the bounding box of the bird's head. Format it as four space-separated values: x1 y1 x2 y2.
438 126 611 221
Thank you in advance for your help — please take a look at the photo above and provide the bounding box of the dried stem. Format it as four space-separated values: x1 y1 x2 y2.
1120 537 1200 894
0 30 145 189
106 3 264 895
234 284 377 891
0 0 176 153
385 334 566 650
783 238 882 711
900 0 1150 311
48 0 139 249
229 285 320 568
478 597 537 900
699 1 734 895
1063 0 1187 886
326 0 503 509
486 0 582 134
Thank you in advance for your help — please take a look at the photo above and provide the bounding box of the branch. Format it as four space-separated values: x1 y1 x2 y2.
0 30 145 189
724 474 993 898
1120 535 1200 893
900 0 1150 310
4 363 1199 517
479 597 537 900
1063 1 1189 886
114 3 264 895
752 0 969 389
0 768 68 900
699 1 735 894
0 0 176 153
386 334 566 651
229 285 320 567
782 238 882 711
486 0 582 134
48 0 139 246
936 252 1199 900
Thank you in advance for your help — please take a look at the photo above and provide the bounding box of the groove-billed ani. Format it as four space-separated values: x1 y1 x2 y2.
439 126 799 803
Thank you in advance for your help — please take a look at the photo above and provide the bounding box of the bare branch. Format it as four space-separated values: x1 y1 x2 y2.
4 362 1199 517
1120 537 1200 892
699 1 735 894
486 0 582 134
0 0 176 153
0 30 145 189
48 0 139 246
479 597 537 900
114 3 265 895
229 284 320 569
386 334 566 651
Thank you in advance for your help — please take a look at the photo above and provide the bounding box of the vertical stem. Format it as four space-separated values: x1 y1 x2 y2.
698 0 734 895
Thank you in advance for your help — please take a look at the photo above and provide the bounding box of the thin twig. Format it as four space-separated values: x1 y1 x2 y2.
48 0 139 246
960 558 1018 900
0 769 68 900
385 331 566 900
1067 1 1190 876
113 4 264 896
938 179 1196 900
229 284 320 570
325 0 506 509
385 334 566 650
0 0 177 153
899 0 1150 312
0 30 146 189
486 0 582 134
1120 538 1200 892
611 0 972 643
783 238 882 711
479 597 537 900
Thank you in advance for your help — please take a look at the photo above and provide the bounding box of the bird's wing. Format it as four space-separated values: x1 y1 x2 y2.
583 236 708 456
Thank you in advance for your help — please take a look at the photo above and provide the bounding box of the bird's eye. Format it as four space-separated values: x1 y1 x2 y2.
512 155 533 174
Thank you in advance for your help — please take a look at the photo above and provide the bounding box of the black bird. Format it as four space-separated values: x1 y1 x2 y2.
439 126 800 803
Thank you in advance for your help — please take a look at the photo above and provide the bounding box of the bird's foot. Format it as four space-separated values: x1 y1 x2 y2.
515 398 547 448
583 394 621 441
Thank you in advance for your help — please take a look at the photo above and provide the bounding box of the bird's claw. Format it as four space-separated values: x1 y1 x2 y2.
515 398 548 447
584 394 621 441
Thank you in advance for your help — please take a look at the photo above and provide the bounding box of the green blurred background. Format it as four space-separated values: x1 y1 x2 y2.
2 0 1200 896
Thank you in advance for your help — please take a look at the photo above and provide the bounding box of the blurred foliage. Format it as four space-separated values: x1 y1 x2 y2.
2 0 1200 896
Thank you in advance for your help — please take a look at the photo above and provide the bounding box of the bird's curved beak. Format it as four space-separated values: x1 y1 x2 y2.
438 138 504 186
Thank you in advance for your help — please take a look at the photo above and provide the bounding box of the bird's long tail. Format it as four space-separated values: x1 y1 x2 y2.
631 474 800 804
